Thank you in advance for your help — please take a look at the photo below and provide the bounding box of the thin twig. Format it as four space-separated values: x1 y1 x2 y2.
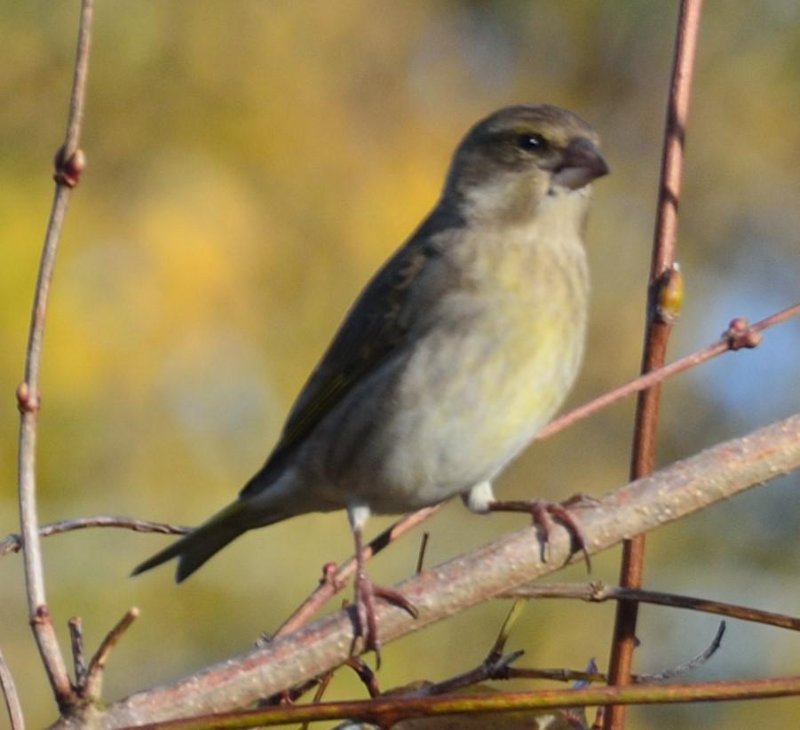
403 601 527 698
537 306 799 441
507 623 725 684
0 647 25 730
505 583 800 632
0 516 190 558
111 674 800 729
17 0 95 709
68 617 87 689
83 609 140 701
605 3 704 727
401 620 723 693
644 622 726 682
274 506 439 637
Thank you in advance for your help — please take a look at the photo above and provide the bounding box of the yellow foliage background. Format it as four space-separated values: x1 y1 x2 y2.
1 3 799 728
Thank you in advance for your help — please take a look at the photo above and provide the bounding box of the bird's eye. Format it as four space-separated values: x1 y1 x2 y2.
516 133 548 152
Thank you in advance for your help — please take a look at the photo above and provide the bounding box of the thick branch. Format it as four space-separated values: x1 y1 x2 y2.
60 413 800 729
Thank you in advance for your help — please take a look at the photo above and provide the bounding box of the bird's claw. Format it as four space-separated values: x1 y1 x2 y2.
353 569 418 669
487 498 592 572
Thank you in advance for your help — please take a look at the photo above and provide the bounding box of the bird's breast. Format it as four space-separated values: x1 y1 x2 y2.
369 230 590 508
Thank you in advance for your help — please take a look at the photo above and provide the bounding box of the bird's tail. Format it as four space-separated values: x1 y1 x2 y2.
132 500 261 583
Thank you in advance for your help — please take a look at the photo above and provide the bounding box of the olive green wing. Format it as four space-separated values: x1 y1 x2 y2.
241 228 444 496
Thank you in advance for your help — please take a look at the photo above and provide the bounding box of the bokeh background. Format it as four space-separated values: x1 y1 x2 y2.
2 2 799 728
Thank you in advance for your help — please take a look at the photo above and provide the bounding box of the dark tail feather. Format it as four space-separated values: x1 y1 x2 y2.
132 501 249 583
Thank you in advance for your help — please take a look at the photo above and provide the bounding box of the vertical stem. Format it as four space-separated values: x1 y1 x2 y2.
603 2 704 728
0 648 25 730
17 0 95 710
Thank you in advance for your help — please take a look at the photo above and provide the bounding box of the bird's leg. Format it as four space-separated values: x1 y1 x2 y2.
348 506 418 667
464 482 592 571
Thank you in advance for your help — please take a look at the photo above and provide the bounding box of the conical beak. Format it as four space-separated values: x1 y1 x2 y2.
551 136 609 191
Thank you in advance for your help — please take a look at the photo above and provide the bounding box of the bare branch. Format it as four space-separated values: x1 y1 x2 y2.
106 673 800 729
68 617 86 689
0 517 189 559
67 412 800 728
0 648 25 730
275 506 439 637
537 306 800 441
606 3 705 724
16 0 95 709
83 609 140 701
505 583 800 633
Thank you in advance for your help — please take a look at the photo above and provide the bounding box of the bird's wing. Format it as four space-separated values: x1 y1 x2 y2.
241 212 458 497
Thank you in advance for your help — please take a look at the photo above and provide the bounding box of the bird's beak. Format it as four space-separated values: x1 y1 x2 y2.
550 137 609 191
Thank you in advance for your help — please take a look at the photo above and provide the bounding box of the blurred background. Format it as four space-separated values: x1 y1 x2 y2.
1 2 799 727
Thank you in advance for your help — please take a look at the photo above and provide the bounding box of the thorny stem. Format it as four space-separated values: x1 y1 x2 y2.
604 2 705 728
16 0 94 710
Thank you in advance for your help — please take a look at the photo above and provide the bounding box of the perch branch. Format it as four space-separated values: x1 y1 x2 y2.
66 412 800 728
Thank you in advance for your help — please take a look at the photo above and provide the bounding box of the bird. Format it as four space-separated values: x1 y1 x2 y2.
133 103 608 659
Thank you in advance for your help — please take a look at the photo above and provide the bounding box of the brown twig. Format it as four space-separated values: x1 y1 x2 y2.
68 617 87 689
505 583 800 632
644 622 726 682
82 609 140 701
0 516 189 558
16 0 95 710
505 623 725 685
113 674 800 729
415 531 430 575
274 506 439 637
604 3 704 727
402 601 527 698
0 647 25 730
536 306 798 442
400 620 723 698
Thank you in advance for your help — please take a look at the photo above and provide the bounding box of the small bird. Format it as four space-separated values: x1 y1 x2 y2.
133 104 608 657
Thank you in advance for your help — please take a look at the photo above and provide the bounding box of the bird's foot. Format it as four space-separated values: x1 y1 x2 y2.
353 567 418 669
486 496 593 572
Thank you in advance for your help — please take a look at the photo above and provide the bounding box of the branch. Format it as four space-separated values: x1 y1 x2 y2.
109 674 800 729
505 584 800 633
83 609 140 701
66 412 800 728
0 517 189 559
17 0 95 709
606 3 705 724
0 648 24 730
